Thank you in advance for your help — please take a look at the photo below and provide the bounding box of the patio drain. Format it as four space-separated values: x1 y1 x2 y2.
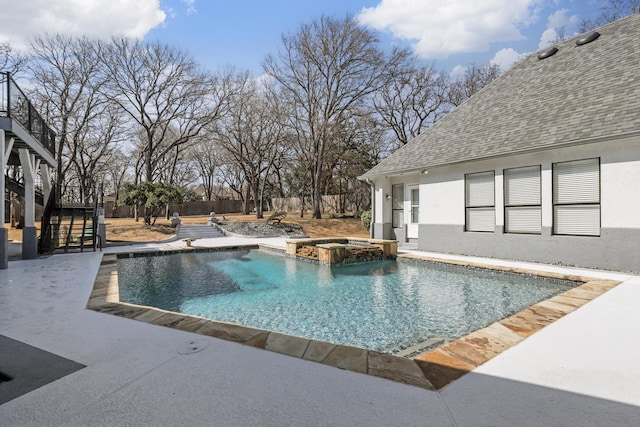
177 339 209 355
395 337 448 359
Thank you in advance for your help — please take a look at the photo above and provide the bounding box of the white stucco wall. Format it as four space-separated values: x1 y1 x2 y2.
368 135 640 270
600 142 640 228
421 170 463 225
412 135 640 230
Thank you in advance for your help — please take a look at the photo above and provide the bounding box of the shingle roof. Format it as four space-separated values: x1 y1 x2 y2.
361 14 640 179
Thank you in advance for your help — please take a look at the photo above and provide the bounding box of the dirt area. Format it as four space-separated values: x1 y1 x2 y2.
112 212 369 241
5 211 369 243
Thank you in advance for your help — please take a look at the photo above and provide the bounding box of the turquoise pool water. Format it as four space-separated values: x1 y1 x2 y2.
117 249 576 354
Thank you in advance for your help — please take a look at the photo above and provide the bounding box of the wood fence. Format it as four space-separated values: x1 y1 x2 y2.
103 195 362 218
104 199 248 218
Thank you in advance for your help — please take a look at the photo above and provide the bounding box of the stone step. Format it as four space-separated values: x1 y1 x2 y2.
177 225 225 240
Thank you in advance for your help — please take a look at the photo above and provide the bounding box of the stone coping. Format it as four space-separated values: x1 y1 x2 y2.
87 246 621 391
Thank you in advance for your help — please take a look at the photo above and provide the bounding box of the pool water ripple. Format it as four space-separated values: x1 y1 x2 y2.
117 249 577 354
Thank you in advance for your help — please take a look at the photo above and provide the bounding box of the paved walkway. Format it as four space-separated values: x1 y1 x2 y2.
0 236 639 426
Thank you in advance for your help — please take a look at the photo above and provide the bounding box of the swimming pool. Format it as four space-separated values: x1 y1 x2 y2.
117 248 577 354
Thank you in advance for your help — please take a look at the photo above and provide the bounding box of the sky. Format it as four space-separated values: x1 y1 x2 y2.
0 0 607 78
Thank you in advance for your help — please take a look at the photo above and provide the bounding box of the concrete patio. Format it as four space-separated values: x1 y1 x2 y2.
1 236 639 426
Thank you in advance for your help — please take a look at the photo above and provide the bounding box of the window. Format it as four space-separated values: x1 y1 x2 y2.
504 165 541 234
465 171 495 232
392 184 404 228
553 158 600 236
411 188 419 223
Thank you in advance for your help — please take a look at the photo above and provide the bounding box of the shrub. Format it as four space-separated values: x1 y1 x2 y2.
360 210 372 231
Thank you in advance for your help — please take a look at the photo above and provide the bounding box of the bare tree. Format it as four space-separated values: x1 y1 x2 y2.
100 37 232 183
27 34 117 202
373 61 449 147
324 111 385 213
0 42 23 74
216 161 248 208
264 15 409 219
448 63 501 107
211 73 284 219
136 125 196 186
163 144 199 187
580 0 640 32
188 137 221 201
151 141 199 219
71 102 125 203
104 148 132 215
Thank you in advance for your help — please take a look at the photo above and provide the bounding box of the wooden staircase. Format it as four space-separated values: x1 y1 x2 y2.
39 186 101 254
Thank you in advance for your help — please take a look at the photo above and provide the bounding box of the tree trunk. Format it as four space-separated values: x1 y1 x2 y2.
251 179 264 219
312 178 322 219
312 138 324 219
145 144 153 183
242 185 251 215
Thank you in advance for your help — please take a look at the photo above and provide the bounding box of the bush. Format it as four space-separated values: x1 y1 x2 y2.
360 210 372 231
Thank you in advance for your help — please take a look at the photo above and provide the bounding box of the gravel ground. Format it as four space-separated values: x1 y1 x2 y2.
218 221 307 237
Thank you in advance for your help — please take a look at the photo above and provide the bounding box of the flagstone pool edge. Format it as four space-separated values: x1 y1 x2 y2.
87 246 620 391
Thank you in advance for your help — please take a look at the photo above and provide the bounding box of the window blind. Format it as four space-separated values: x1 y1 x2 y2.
553 158 600 236
504 166 541 233
554 205 601 236
553 158 600 204
467 208 495 232
505 166 541 205
466 171 495 207
505 206 542 233
466 171 495 232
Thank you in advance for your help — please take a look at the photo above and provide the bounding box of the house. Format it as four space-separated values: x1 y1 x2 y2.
360 14 640 272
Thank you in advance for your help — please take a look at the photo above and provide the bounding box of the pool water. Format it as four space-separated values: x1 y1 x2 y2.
117 249 576 354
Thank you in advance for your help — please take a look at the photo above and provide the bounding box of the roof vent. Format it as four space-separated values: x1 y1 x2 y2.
537 46 558 60
576 31 600 46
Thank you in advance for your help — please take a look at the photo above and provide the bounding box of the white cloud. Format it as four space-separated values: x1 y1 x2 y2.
182 0 197 15
449 65 466 80
252 73 275 90
537 8 579 49
538 28 558 49
358 0 542 58
490 48 528 71
547 8 577 29
0 0 166 49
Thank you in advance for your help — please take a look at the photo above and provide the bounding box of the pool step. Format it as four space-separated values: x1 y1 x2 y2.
176 224 225 240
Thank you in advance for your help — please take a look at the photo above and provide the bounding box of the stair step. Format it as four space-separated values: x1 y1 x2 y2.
176 225 225 240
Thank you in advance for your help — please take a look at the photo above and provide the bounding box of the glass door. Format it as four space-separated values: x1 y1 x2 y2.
407 185 419 239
